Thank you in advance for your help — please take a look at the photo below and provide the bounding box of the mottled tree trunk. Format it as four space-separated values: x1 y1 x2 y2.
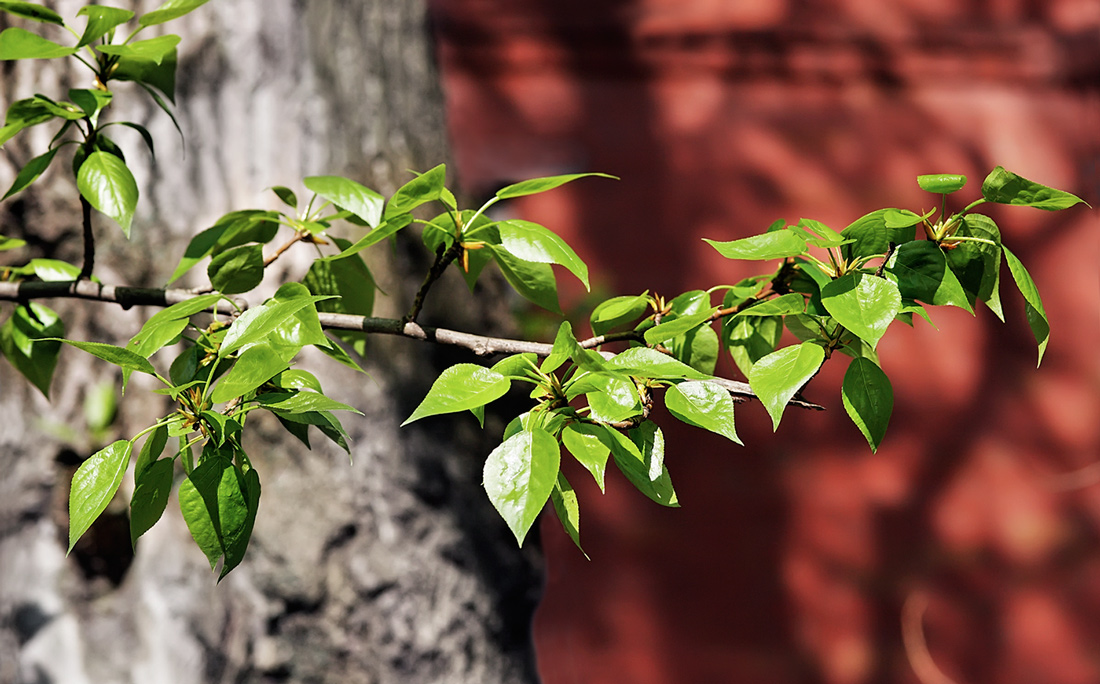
0 2 541 683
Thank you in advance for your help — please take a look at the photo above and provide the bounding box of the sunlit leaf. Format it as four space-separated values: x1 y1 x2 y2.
483 427 560 545
68 440 133 552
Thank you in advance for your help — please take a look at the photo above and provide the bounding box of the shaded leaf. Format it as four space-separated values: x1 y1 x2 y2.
550 472 587 558
886 241 972 311
209 344 287 404
129 458 173 547
3 146 58 199
1003 246 1050 366
207 243 264 294
0 302 63 396
842 358 893 452
0 2 64 24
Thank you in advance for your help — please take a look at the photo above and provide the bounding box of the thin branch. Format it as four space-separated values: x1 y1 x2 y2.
0 280 823 409
264 232 309 268
79 195 95 280
404 239 464 324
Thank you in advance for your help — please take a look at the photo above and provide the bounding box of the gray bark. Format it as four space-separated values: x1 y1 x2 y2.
0 2 541 683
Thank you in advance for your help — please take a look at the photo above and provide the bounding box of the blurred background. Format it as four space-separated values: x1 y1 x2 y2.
432 0 1100 683
1 1 1097 683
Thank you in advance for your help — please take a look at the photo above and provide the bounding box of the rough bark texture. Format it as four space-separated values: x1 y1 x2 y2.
0 2 541 683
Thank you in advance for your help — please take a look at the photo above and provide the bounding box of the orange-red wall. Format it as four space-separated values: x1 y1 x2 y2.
433 2 1100 682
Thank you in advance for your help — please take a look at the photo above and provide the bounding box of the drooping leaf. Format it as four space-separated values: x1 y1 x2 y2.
612 421 678 507
498 219 590 290
129 458 173 547
723 315 782 377
134 423 169 478
254 390 361 415
3 146 58 199
304 175 384 227
488 244 561 313
207 243 264 294
495 172 616 200
664 380 740 443
946 214 1003 319
219 466 259 579
749 342 825 430
76 6 136 47
68 440 133 552
917 174 967 194
561 423 610 492
57 338 158 377
139 0 211 26
886 241 972 312
177 454 251 577
76 151 138 237
1003 246 1050 366
703 230 807 261
209 344 287 404
821 272 902 349
981 166 1086 210
483 427 560 545
0 97 54 146
550 472 587 558
0 2 64 24
112 49 177 102
0 27 76 59
304 237 375 352
841 357 893 452
0 302 63 396
402 363 511 425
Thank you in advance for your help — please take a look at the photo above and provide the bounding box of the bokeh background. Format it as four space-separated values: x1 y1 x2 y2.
433 1 1099 682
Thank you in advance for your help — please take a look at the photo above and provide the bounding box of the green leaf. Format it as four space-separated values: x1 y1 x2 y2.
488 245 561 313
134 424 168 478
667 319 719 375
498 219 590 290
542 321 605 374
585 374 643 423
304 240 375 318
112 49 177 102
495 172 616 200
98 35 180 64
268 185 297 208
68 440 133 552
207 244 264 294
550 472 587 558
139 0 211 26
1 97 54 146
612 422 678 507
0 235 27 250
723 315 781 377
1003 246 1050 366
76 151 138 237
0 302 63 396
840 209 917 262
304 175 384 228
57 338 158 377
327 213 413 260
0 27 76 59
28 257 81 281
561 423 610 492
981 166 1086 210
76 6 135 47
733 293 806 318
703 230 807 261
69 88 113 126
793 218 850 248
385 164 445 218
590 294 649 336
841 357 893 452
749 342 825 430
3 146 58 199
220 466 259 579
605 346 710 381
886 241 972 312
177 454 253 577
168 209 280 284
219 289 327 357
884 208 934 229
644 309 713 345
0 2 64 24
664 380 740 443
491 352 537 379
947 214 1003 319
917 174 967 194
276 410 351 454
821 272 901 349
483 427 560 545
254 390 361 415
130 458 173 547
403 363 511 425
210 344 286 404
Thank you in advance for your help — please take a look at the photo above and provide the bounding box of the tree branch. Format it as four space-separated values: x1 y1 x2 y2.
404 239 464 323
0 279 822 409
79 195 95 280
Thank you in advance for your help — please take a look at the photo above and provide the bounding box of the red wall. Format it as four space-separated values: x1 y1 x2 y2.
433 2 1100 682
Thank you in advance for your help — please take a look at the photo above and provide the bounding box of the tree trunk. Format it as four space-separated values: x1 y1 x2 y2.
0 2 541 682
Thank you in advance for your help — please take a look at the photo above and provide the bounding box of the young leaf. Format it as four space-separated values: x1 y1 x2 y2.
981 166 1086 210
57 338 158 377
384 163 445 218
495 172 616 200
561 423 610 492
605 346 710 381
113 50 177 102
840 209 917 262
254 390 362 415
130 458 173 547
483 427 560 545
303 175 384 227
644 310 713 345
270 185 297 209
666 321 719 375
841 357 893 452
0 2 64 24
0 302 63 396
886 241 973 312
219 287 328 357
498 219 590 290
327 213 413 260
76 151 139 237
590 294 649 336
1003 246 1050 366
139 0 212 27
207 243 264 294
664 380 740 443
0 27 76 60
209 344 287 404
585 374 643 423
0 235 27 250
612 422 678 507
68 440 133 552
550 472 587 558
703 231 807 261
167 209 280 283
733 293 806 318
76 6 136 48
917 174 966 194
135 424 169 477
749 342 825 430
821 272 901 349
402 364 511 425
3 146 58 199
